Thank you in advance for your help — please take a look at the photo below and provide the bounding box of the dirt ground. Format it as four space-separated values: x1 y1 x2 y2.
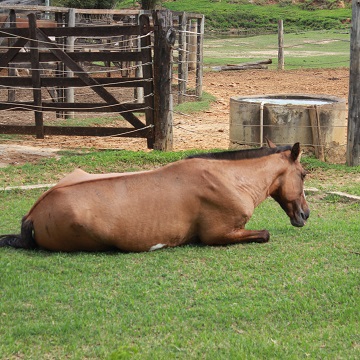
0 68 349 166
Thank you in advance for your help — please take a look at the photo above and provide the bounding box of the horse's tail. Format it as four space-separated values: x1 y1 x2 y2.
0 217 37 250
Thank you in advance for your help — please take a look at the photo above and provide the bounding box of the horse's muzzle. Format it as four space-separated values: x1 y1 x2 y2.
291 208 310 227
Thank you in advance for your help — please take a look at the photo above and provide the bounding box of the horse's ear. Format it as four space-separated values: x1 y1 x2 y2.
291 142 301 162
265 137 277 148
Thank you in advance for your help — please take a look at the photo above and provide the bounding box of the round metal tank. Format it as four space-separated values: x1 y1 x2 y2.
229 94 346 162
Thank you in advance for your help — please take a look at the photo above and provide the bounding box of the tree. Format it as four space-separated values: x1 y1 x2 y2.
139 0 159 10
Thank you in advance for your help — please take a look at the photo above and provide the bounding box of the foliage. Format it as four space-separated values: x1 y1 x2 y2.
299 0 347 10
163 0 351 33
139 0 159 10
50 0 351 33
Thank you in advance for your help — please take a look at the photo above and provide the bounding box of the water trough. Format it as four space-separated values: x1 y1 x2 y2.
229 94 346 162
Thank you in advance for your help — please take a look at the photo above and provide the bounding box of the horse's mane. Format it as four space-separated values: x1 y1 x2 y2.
186 145 292 160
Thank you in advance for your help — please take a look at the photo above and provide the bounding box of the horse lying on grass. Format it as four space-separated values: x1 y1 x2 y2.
0 141 309 252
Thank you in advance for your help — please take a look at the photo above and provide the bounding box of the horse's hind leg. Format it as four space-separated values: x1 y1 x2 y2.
203 229 270 246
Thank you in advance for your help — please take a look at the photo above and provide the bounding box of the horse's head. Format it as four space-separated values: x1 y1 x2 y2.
269 142 310 227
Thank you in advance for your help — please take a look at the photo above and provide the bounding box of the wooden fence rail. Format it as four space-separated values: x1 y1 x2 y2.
0 7 204 151
0 12 155 145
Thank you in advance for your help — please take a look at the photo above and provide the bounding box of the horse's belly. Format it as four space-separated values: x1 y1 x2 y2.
27 178 199 252
33 217 193 252
30 200 196 252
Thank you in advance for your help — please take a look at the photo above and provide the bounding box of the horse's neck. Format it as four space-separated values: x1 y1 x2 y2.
228 156 285 206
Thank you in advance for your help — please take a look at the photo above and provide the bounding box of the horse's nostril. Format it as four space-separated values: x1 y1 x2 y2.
301 209 310 220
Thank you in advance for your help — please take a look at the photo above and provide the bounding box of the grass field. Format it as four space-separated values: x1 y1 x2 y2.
162 0 351 33
203 30 350 69
0 151 359 359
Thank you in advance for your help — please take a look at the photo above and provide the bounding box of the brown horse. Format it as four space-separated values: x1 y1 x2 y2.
0 141 309 252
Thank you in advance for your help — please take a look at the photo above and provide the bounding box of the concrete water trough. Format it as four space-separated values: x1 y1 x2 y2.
229 94 346 162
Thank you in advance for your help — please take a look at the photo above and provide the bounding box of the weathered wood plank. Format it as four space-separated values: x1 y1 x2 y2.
0 5 202 19
347 0 360 166
65 8 75 119
0 77 149 88
11 51 143 63
0 25 141 38
278 20 284 70
0 125 151 138
35 27 145 129
195 15 204 98
7 10 16 102
152 10 175 151
0 102 147 112
309 106 325 161
212 59 272 71
0 4 144 15
178 12 187 104
28 13 44 139
139 14 155 148
0 37 29 68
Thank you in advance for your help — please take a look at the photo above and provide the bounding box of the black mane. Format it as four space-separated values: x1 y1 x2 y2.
186 145 292 161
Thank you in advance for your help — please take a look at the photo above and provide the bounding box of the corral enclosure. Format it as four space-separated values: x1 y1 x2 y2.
0 5 205 150
0 5 355 164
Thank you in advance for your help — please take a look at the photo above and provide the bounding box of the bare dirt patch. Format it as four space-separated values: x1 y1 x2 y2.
0 68 349 166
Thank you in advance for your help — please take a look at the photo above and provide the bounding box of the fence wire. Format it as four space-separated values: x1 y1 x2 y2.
0 13 350 155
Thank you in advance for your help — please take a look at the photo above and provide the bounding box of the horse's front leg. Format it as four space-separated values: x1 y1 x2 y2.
204 229 270 246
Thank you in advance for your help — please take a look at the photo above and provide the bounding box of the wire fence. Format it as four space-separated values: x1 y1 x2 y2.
203 28 350 70
0 8 350 160
179 27 349 161
0 28 151 124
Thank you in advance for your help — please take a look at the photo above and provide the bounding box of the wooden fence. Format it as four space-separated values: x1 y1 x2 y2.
0 6 204 151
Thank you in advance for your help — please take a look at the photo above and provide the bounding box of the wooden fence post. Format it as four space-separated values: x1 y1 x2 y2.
136 14 144 104
195 15 204 98
277 20 284 70
28 13 44 139
139 14 155 148
309 106 325 161
188 21 197 71
65 8 75 119
347 0 360 166
152 10 175 151
8 10 16 102
178 12 187 104
55 11 65 119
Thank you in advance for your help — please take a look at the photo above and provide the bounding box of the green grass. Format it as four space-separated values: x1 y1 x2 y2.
1 192 359 359
0 134 23 141
203 30 350 69
0 151 359 359
302 156 360 196
0 150 191 188
44 116 124 127
163 0 351 33
174 91 216 114
116 1 351 33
